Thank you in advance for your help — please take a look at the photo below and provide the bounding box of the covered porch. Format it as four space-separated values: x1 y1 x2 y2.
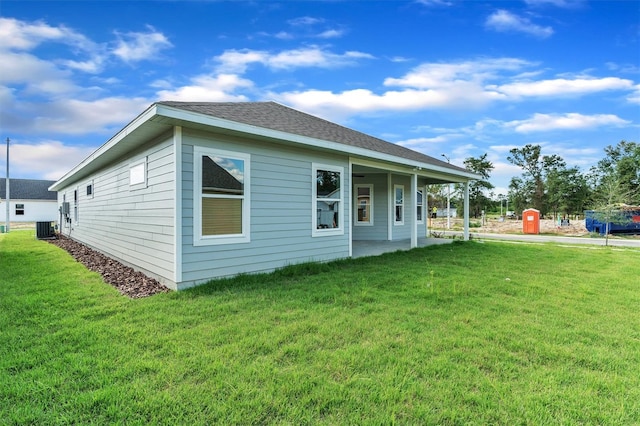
352 237 455 258
347 158 475 258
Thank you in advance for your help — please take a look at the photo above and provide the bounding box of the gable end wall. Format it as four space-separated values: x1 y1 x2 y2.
56 135 176 288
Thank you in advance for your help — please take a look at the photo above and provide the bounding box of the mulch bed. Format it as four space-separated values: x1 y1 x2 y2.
48 235 170 298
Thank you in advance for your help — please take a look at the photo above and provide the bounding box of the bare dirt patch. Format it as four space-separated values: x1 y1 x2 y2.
431 217 589 236
48 235 170 298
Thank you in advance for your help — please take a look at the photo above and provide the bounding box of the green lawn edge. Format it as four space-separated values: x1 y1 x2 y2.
1 232 639 424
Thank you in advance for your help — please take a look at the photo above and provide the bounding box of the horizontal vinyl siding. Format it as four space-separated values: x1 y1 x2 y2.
180 130 350 287
0 200 58 223
392 175 413 241
352 173 389 241
57 136 175 285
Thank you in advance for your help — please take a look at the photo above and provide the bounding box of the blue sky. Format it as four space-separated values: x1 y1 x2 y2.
1 0 638 195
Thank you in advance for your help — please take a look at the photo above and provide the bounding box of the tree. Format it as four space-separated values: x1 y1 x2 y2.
559 167 590 216
586 141 640 245
508 176 531 215
462 154 494 218
507 144 566 216
592 141 639 205
588 175 638 246
545 165 589 218
507 144 545 213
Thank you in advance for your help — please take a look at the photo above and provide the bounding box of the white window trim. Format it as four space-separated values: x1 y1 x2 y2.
129 157 147 190
193 146 251 246
394 184 404 226
416 187 424 224
312 163 344 237
354 183 373 226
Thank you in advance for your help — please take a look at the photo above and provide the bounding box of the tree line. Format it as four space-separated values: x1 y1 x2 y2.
431 140 639 219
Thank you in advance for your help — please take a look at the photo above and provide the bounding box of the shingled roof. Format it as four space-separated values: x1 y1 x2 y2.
156 101 470 174
0 178 57 200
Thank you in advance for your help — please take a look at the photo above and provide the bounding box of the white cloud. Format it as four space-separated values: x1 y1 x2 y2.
415 0 454 6
485 10 553 38
396 135 458 147
390 56 412 63
156 74 253 102
494 77 635 97
284 16 345 39
0 17 106 75
0 17 95 52
271 57 639 122
272 88 462 121
4 97 150 135
0 50 75 91
627 84 640 104
273 58 533 119
490 144 521 154
505 113 630 133
317 29 345 39
524 0 585 8
3 140 97 180
384 58 530 89
288 17 324 27
274 31 293 40
215 47 374 74
112 26 172 63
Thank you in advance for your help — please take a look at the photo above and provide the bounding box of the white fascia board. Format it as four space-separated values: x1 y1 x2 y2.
351 157 480 181
156 104 481 181
49 104 160 191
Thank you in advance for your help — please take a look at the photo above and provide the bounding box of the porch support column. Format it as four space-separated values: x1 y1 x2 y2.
387 172 392 241
348 160 353 257
411 173 417 248
425 188 429 238
463 181 470 241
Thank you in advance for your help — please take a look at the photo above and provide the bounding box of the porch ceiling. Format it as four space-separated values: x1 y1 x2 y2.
351 164 463 184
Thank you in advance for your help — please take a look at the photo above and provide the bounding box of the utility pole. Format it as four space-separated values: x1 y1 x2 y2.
4 137 9 233
441 154 451 230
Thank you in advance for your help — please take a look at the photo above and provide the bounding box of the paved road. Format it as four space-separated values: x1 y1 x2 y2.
450 231 640 248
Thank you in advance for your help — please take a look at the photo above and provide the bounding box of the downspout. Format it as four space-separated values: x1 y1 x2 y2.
173 126 183 288
463 181 470 241
387 172 392 241
348 160 353 257
5 138 9 233
411 173 417 248
425 189 429 238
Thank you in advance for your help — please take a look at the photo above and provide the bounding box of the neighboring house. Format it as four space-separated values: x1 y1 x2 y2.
0 178 58 223
50 102 480 290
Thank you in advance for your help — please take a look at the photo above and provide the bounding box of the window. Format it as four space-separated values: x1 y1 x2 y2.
416 188 424 223
394 185 404 225
129 158 147 189
354 184 373 225
86 182 93 198
313 164 343 236
194 147 250 245
15 204 24 216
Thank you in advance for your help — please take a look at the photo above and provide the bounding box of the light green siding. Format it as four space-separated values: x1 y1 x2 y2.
179 129 350 288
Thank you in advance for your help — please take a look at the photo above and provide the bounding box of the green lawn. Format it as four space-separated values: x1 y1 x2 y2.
1 231 639 425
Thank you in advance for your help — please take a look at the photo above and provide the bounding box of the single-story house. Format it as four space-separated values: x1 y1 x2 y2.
50 102 480 290
1 178 58 224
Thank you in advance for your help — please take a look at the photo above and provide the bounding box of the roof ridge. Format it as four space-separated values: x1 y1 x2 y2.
154 101 469 174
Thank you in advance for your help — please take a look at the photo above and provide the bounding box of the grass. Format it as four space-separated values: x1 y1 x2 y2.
1 231 639 425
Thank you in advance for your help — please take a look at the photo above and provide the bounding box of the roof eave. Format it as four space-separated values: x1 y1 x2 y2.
156 104 480 181
49 104 161 191
50 102 480 192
